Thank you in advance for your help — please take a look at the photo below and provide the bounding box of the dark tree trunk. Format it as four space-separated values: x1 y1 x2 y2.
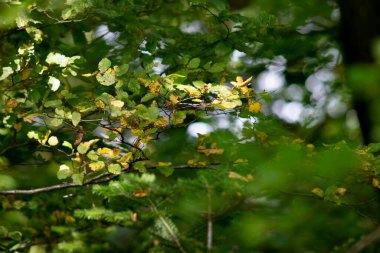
337 0 380 144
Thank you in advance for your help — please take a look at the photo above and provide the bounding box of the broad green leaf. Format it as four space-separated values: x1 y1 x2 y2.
96 72 116 86
72 173 84 185
77 143 90 154
49 118 63 127
71 111 81 127
108 164 122 174
157 166 174 177
98 58 111 72
57 164 72 180
87 150 98 161
116 64 129 76
44 100 62 108
141 93 159 102
208 62 225 73
188 58 200 69
134 161 146 173
48 76 60 92
62 141 73 150
89 161 105 171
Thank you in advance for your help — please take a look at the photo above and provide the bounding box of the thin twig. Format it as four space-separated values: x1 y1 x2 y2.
206 182 213 252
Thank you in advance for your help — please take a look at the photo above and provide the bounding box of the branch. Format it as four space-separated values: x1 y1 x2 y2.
0 164 219 195
346 225 380 253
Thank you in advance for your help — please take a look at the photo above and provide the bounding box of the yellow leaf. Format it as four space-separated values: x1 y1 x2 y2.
97 147 121 158
249 101 261 113
198 148 224 156
82 71 98 77
335 187 347 196
231 76 252 88
228 171 252 182
117 152 133 166
133 191 148 197
372 178 380 188
311 188 324 198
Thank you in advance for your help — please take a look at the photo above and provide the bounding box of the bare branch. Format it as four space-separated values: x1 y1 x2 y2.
0 164 219 195
346 225 380 253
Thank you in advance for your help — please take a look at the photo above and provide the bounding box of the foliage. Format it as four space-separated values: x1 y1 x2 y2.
1 0 380 252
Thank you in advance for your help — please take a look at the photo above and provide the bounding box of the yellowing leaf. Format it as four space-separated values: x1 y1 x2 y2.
249 101 262 113
335 187 347 196
108 163 122 174
372 178 380 188
177 85 202 97
228 171 252 182
133 191 148 197
110 100 124 108
57 164 72 180
97 147 121 158
198 148 224 156
311 188 324 198
231 76 252 88
117 152 133 166
88 161 105 171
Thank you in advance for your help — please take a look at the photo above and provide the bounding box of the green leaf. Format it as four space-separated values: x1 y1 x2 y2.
98 58 111 72
157 166 174 177
44 99 62 108
71 111 81 127
96 72 116 86
134 161 146 173
57 164 72 180
116 64 129 76
72 173 84 185
188 58 200 69
77 143 90 154
208 62 225 73
141 93 159 103
62 141 73 150
108 164 122 174
87 150 98 161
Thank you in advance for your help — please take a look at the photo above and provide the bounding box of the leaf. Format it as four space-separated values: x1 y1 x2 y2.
77 143 89 154
44 99 62 108
117 152 133 166
96 71 116 86
48 136 59 146
0 67 14 81
141 93 159 102
57 164 72 180
157 166 174 177
198 148 224 156
46 52 70 67
98 58 112 72
62 141 73 150
231 76 252 88
72 173 84 185
208 62 225 73
87 150 99 161
133 161 146 173
311 188 324 198
188 58 200 69
249 101 262 113
177 85 202 97
108 164 122 174
116 64 129 76
97 147 121 158
89 161 105 171
71 111 81 127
